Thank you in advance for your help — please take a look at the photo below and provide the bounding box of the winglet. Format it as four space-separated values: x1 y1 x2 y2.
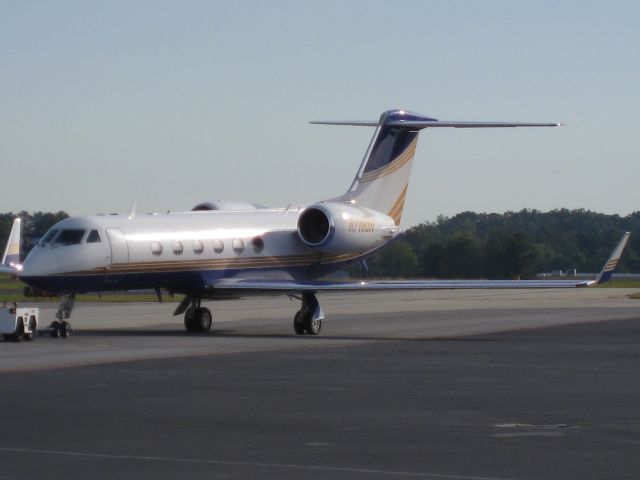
1 218 22 273
592 232 630 285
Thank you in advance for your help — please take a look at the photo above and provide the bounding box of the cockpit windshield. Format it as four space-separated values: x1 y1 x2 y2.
40 229 59 245
86 230 101 243
53 229 86 245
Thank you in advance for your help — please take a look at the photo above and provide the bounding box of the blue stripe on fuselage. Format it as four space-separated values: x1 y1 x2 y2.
20 257 363 296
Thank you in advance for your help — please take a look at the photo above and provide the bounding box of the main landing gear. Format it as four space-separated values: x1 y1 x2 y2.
49 293 75 338
175 297 212 333
173 292 324 336
293 292 324 336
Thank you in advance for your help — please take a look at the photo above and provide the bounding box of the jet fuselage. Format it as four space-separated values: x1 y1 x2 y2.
21 206 395 296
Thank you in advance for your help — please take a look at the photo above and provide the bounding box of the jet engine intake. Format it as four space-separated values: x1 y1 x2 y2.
297 203 396 254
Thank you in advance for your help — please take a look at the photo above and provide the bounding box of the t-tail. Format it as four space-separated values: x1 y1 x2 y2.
312 110 561 225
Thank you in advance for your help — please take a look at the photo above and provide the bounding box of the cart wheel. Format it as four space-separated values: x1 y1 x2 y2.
14 320 24 342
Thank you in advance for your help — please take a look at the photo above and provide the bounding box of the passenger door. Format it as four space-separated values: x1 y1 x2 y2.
105 228 129 283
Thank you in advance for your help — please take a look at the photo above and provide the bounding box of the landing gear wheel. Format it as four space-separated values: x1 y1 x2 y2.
184 310 197 332
293 310 306 335
193 307 212 333
50 321 60 338
306 317 322 336
184 307 212 333
60 321 72 338
293 310 321 335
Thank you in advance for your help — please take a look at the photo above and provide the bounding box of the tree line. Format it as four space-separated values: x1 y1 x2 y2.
363 209 640 278
0 211 69 252
1 209 638 278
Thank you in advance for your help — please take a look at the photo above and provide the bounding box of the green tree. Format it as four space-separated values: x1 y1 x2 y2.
366 240 418 278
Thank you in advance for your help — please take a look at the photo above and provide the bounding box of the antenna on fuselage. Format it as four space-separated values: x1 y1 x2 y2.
128 201 137 220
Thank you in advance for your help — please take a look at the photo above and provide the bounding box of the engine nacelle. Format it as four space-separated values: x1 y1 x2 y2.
297 202 397 254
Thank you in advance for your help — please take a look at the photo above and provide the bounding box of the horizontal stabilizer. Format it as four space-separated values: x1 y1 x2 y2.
385 120 562 128
309 120 380 127
311 116 562 129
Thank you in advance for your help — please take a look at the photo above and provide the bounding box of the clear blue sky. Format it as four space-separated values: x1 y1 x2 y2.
1 0 638 226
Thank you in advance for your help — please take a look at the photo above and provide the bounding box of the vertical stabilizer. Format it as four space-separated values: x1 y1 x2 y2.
342 110 427 225
311 110 562 226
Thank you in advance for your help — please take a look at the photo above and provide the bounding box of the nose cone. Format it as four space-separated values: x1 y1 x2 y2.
20 247 61 277
20 247 67 292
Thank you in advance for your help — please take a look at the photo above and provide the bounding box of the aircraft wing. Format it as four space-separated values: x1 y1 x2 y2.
212 232 630 294
212 278 593 294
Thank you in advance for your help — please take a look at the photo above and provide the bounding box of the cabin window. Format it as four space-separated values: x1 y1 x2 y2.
54 229 85 245
151 242 163 255
172 241 183 255
252 236 264 253
86 230 101 243
213 240 224 254
192 240 204 254
40 229 59 244
232 238 244 253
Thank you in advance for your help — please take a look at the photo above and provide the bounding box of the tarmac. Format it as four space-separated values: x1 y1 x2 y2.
0 289 639 479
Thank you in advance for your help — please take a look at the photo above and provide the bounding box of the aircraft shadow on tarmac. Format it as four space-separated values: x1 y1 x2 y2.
69 328 502 343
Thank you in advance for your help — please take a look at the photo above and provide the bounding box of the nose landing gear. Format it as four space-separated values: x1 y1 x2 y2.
48 293 75 339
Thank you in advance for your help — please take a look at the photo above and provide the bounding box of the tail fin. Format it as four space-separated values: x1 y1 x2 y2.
312 110 561 226
1 218 22 273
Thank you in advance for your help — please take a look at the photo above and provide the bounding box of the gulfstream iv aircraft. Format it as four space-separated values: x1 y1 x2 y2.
0 110 630 337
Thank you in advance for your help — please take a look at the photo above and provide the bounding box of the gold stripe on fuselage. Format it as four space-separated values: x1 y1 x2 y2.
63 251 363 276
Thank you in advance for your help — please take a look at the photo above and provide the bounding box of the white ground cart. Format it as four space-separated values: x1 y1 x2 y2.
0 304 38 341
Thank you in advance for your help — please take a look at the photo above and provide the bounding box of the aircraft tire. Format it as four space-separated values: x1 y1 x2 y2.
60 321 72 338
184 311 197 332
305 317 321 336
194 307 212 333
50 321 60 338
293 311 306 335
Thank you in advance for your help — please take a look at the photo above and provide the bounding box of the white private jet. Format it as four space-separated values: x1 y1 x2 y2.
0 110 630 337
